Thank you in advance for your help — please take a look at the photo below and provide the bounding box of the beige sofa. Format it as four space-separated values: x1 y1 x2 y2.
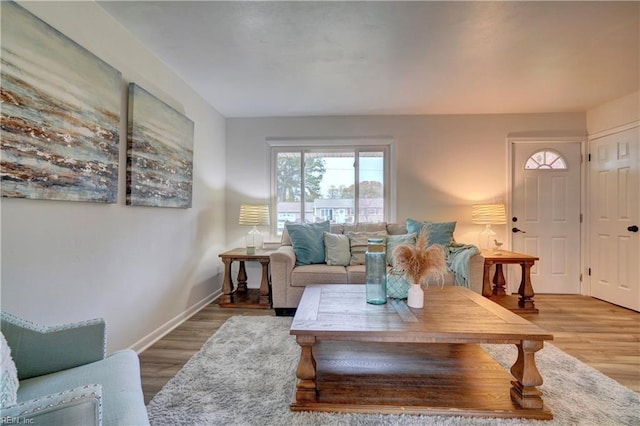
270 222 484 315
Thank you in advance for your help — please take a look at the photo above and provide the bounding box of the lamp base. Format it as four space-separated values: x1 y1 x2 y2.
479 224 496 250
245 226 263 253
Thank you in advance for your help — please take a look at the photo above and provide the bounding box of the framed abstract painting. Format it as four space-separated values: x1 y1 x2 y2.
127 83 194 208
1 2 121 203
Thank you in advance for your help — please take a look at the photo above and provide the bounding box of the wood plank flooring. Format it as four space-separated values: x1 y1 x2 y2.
139 294 639 404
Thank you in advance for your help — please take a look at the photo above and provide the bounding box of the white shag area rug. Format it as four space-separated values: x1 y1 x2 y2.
147 316 639 425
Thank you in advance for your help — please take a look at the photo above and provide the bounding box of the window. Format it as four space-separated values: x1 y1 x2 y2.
271 143 391 234
524 150 568 170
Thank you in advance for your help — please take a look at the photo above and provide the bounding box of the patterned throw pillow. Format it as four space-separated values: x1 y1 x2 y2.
286 221 330 266
323 232 351 266
0 332 18 408
347 231 388 265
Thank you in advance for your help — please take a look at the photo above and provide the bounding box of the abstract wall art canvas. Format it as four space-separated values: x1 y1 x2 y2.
127 83 194 208
1 2 121 203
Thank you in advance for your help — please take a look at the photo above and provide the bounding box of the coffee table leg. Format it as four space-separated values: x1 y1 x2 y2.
510 340 544 409
295 335 317 403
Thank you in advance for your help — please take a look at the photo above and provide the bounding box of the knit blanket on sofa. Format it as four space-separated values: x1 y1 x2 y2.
446 243 480 287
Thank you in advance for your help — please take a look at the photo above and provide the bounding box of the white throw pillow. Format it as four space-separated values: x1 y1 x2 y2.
323 232 351 266
0 331 19 408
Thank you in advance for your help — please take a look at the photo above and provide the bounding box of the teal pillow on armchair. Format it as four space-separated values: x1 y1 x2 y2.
286 221 330 266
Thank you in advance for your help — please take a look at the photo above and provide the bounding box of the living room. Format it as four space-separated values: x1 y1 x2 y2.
1 1 638 424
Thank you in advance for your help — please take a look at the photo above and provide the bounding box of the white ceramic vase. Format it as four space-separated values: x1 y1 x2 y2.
407 283 424 308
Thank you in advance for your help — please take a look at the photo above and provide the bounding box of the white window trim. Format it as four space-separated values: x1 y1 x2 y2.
267 137 396 232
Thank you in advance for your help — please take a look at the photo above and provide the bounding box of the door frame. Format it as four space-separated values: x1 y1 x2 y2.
506 136 588 294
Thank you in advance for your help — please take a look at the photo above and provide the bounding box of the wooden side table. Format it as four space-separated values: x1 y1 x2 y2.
481 249 540 314
218 248 275 309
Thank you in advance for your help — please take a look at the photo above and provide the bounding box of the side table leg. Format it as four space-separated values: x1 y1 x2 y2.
220 259 234 304
482 260 493 297
510 340 545 409
518 261 536 310
295 335 317 403
492 264 507 295
259 258 270 307
237 261 248 293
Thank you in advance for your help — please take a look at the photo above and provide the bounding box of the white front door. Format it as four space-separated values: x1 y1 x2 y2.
589 126 639 311
512 142 582 294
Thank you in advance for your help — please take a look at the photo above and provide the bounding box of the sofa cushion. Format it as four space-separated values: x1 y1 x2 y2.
323 232 351 266
286 221 330 265
346 231 388 265
291 264 348 287
346 265 366 283
0 331 18 408
347 265 395 283
406 218 456 247
386 233 417 266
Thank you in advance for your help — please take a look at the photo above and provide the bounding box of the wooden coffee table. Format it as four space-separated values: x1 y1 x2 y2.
290 284 554 420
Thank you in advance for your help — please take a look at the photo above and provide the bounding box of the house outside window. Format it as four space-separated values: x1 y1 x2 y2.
270 141 393 235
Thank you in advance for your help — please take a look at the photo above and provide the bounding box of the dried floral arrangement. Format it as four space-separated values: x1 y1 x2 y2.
391 226 447 287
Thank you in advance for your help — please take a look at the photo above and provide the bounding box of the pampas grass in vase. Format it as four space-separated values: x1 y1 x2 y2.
392 226 447 292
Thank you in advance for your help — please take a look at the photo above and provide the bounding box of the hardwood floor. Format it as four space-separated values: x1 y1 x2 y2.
139 294 639 404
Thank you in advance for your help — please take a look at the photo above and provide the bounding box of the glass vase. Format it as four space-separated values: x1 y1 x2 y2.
365 238 387 305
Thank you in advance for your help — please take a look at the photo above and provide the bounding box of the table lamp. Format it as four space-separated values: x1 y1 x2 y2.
239 204 270 254
472 203 507 250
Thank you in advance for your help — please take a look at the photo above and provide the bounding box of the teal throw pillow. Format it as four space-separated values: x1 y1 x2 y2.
406 218 456 247
323 232 351 266
386 233 417 266
286 221 330 266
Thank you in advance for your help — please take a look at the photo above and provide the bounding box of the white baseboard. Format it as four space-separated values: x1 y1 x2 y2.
130 289 222 354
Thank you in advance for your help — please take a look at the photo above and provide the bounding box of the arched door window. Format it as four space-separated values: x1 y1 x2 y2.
524 149 568 170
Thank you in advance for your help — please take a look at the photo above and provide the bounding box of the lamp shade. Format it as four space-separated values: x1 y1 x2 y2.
238 204 270 226
471 204 507 225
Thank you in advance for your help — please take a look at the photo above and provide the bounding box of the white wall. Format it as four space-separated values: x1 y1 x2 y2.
0 2 226 352
586 91 640 134
226 113 587 252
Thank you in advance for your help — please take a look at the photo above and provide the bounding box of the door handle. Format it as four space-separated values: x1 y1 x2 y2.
628 225 639 233
512 227 526 233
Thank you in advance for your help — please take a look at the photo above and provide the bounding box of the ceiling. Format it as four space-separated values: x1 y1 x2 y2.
98 1 639 118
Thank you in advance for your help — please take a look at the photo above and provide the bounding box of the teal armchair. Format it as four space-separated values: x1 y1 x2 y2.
1 312 149 426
